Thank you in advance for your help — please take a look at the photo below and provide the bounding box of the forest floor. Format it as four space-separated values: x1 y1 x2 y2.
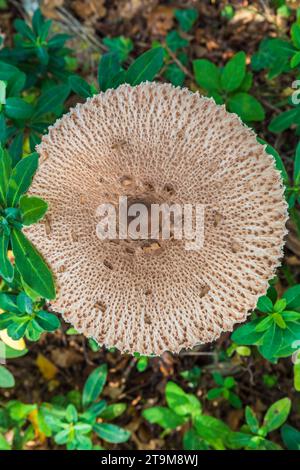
1 0 300 450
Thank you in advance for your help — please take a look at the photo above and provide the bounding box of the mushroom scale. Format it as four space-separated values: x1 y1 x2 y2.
25 82 288 355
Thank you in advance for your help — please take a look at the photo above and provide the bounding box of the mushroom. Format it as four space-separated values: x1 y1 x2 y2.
25 83 287 355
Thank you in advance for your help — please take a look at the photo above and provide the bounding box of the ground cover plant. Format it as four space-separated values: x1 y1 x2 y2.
0 0 300 451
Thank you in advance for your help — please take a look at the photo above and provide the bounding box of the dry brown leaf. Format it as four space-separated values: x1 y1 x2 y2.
72 0 106 20
50 347 82 368
147 5 174 36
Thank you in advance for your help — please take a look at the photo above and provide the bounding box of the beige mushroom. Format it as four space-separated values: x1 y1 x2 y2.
25 83 288 355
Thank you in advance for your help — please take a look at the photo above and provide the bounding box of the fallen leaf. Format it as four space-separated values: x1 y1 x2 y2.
36 353 58 380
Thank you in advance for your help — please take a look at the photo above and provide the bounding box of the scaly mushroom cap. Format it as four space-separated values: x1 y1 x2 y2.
25 83 287 355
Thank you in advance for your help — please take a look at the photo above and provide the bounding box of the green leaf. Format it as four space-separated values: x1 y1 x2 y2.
66 404 78 423
98 52 121 92
19 195 48 226
82 364 107 408
207 387 223 400
14 18 36 42
183 428 208 450
0 80 6 105
68 75 92 99
258 139 289 186
255 315 274 333
227 92 265 122
193 59 221 92
291 23 300 49
294 362 300 392
5 98 34 120
281 424 300 450
102 36 134 62
93 423 130 443
269 108 299 133
0 366 15 388
126 48 164 86
36 310 60 331
194 415 230 450
11 228 56 300
0 230 13 283
257 295 274 313
259 323 283 360
166 30 189 52
163 63 185 87
290 51 300 68
33 84 70 119
99 403 126 420
175 8 198 32
282 284 300 310
166 381 201 417
263 398 291 433
0 433 11 450
6 153 39 207
142 406 185 430
17 292 33 314
0 146 11 207
245 406 260 434
0 293 18 313
294 142 300 183
231 319 262 345
7 320 28 340
221 51 246 92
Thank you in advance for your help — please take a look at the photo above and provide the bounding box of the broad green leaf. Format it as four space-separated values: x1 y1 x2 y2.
269 108 299 133
93 423 130 443
281 424 300 450
194 415 230 450
0 366 15 388
11 228 56 300
98 52 121 92
294 362 300 392
0 293 18 313
226 431 253 449
259 323 283 360
125 48 164 86
207 387 223 400
183 428 208 450
255 315 273 333
19 195 48 225
36 310 60 331
0 230 13 283
6 153 39 207
33 84 70 119
221 51 246 92
193 59 221 92
142 406 185 430
7 319 29 340
291 23 300 49
17 292 33 314
231 319 262 345
227 92 265 122
166 381 198 417
175 8 198 32
68 75 92 99
5 98 34 120
0 80 6 105
0 433 10 450
290 51 300 68
257 295 274 313
66 404 78 423
99 403 126 420
263 398 291 433
14 18 36 42
282 284 300 310
82 364 107 408
0 146 11 206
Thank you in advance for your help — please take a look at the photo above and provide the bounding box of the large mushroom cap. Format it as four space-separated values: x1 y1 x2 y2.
25 82 287 355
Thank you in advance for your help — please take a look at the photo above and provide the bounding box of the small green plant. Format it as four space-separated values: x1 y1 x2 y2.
228 398 291 450
41 364 130 450
231 285 300 362
143 381 231 450
0 291 60 341
206 372 242 409
193 51 265 122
